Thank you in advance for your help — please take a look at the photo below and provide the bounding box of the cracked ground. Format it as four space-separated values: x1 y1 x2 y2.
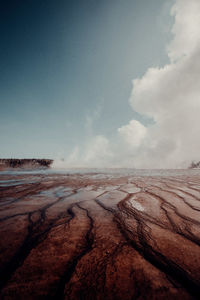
0 170 200 299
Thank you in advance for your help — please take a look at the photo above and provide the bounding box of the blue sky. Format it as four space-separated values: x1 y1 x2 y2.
0 0 173 159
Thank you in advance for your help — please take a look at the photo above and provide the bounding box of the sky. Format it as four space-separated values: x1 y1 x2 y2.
0 0 199 168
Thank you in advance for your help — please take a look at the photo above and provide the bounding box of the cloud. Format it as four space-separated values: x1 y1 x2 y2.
118 120 147 149
168 0 200 62
54 0 200 169
118 0 200 168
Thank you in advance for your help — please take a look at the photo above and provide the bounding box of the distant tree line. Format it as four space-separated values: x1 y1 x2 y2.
0 159 53 168
189 161 200 169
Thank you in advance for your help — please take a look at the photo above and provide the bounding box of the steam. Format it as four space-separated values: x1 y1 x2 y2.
53 0 200 169
53 135 113 168
122 0 200 168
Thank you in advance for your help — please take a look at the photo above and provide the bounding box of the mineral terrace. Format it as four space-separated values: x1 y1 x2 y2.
0 170 200 299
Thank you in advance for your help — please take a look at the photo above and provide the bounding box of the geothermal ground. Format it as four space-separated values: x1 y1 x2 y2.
0 169 200 299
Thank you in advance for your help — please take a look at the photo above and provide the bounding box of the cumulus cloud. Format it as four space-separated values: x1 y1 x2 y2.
118 0 200 168
54 0 200 169
118 120 147 149
168 0 200 61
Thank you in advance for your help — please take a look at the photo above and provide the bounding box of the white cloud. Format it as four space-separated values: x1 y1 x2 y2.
168 0 200 61
54 0 200 169
118 120 147 149
118 0 200 168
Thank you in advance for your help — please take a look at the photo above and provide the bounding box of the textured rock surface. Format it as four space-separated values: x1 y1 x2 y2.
0 170 200 299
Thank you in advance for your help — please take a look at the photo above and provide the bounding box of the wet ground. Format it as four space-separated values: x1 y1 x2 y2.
0 169 200 299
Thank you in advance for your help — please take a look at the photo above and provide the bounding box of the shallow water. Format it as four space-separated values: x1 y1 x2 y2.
1 167 200 177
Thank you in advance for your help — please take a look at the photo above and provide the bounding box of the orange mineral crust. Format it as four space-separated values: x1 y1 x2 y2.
0 170 200 299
